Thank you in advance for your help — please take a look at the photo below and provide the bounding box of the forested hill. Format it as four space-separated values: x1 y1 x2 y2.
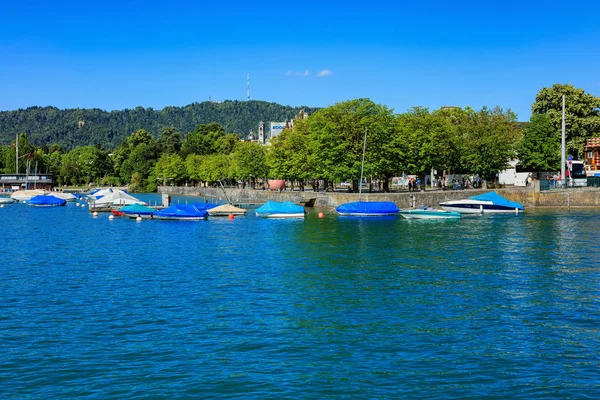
0 101 317 149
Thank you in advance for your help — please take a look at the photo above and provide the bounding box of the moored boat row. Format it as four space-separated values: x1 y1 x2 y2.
3 190 525 220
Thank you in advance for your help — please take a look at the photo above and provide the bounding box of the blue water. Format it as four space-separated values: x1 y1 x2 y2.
1 195 599 399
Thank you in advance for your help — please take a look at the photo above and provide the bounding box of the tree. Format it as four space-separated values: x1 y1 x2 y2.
307 98 398 191
266 119 313 189
532 84 600 158
399 107 475 187
181 122 226 156
154 153 186 186
112 129 158 183
459 107 520 179
230 141 268 187
202 154 231 183
60 146 112 185
214 133 240 155
3 133 36 174
517 114 560 171
157 127 181 154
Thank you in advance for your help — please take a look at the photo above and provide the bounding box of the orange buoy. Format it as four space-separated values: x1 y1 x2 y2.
228 213 235 220
318 212 325 219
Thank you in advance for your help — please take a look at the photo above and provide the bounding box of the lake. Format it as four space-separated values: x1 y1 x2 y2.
1 194 598 398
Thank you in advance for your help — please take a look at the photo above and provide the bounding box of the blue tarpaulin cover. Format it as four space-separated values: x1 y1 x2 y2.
469 192 524 210
28 195 67 206
336 201 400 215
255 201 304 215
192 203 219 210
119 204 155 215
154 204 208 219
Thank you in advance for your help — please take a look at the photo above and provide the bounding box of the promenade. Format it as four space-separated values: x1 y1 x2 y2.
159 184 600 208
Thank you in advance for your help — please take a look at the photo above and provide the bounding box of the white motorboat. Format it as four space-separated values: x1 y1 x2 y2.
400 208 461 219
440 192 524 214
11 190 48 202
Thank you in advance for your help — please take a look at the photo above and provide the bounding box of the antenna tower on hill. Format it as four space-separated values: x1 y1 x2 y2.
247 73 250 101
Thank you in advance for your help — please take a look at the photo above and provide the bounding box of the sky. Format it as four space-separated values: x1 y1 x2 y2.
1 0 599 121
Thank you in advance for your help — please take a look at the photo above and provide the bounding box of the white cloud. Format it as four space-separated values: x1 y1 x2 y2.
285 70 310 77
317 69 332 78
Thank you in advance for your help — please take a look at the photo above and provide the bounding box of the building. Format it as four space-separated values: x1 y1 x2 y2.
584 137 600 177
247 109 310 145
0 174 55 192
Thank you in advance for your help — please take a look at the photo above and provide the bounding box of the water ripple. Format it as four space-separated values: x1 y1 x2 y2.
0 202 599 398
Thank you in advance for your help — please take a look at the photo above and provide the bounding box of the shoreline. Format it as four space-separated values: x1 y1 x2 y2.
157 186 600 209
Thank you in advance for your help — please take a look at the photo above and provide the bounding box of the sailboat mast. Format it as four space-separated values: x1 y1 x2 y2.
358 127 367 202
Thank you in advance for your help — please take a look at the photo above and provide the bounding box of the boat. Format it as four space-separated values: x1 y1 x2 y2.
335 127 400 217
439 191 524 214
206 180 247 216
11 189 47 202
119 204 156 219
90 189 146 209
154 204 209 221
207 203 247 216
49 192 77 202
336 201 400 216
399 207 461 219
255 201 305 218
192 203 220 211
27 194 67 207
0 197 15 205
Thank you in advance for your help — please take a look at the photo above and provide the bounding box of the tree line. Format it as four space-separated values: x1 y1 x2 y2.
0 101 316 149
0 84 598 191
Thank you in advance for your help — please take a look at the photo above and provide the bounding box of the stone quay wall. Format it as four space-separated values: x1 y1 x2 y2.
159 186 600 209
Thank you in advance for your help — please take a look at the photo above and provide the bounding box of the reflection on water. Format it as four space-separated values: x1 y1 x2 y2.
0 200 599 398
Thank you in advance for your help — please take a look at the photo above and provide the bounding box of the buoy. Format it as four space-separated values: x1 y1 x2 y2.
93 212 98 217
318 212 325 219
0 205 4 208
228 213 235 220
136 216 142 222
81 204 86 208
108 215 114 220
23 201 26 204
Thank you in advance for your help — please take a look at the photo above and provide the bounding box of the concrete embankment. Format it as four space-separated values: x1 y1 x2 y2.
160 185 600 208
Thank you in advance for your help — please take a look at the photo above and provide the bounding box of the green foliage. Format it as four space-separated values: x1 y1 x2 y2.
0 102 317 149
266 121 312 181
307 98 397 188
532 84 600 158
517 114 560 171
458 106 519 178
157 127 181 154
230 141 268 182
203 154 231 182
60 145 112 185
154 153 186 186
181 122 226 156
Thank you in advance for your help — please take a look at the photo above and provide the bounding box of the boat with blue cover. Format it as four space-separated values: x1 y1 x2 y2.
119 204 156 219
335 127 400 217
154 204 208 220
440 191 524 214
27 195 67 207
336 201 400 216
399 207 461 219
255 201 305 218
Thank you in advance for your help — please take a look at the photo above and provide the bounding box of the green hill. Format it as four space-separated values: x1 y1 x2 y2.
0 101 316 149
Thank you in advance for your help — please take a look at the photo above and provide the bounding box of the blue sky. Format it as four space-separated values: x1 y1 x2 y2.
1 1 599 121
